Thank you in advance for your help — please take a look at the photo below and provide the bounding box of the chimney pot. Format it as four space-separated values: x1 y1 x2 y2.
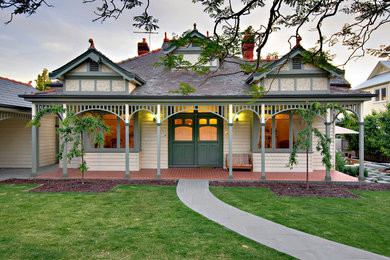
207 31 209 38
164 32 170 42
137 38 150 56
296 35 302 46
242 31 254 61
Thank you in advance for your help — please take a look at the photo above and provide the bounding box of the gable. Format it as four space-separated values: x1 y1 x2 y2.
49 46 144 95
247 46 344 93
368 61 390 80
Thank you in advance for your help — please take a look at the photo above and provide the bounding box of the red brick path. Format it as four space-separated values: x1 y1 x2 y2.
37 168 358 182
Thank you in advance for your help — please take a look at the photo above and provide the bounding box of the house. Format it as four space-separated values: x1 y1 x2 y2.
21 25 373 180
354 61 390 116
0 76 57 168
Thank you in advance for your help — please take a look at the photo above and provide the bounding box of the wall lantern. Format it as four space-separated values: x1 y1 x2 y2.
235 113 241 122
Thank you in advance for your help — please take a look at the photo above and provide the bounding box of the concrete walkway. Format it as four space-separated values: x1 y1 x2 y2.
0 164 59 181
177 179 389 260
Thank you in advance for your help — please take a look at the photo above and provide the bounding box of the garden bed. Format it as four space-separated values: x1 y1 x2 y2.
1 178 389 197
0 179 178 193
210 181 390 198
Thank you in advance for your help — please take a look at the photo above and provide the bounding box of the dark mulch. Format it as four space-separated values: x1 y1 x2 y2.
210 181 390 198
1 178 389 197
0 179 178 193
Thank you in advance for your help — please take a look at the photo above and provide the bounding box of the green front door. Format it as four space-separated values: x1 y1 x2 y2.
169 112 223 167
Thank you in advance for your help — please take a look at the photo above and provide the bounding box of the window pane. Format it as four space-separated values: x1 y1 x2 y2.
293 114 306 145
375 89 380 101
120 117 134 148
199 126 217 141
275 114 290 149
199 118 207 124
103 114 118 148
258 119 272 149
209 118 218 125
175 119 182 125
184 119 193 125
382 88 386 101
175 126 193 141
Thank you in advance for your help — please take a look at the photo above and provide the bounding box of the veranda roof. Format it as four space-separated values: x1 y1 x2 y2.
335 126 359 135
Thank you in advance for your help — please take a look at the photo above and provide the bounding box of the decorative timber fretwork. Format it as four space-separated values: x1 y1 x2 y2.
68 104 126 121
0 111 31 121
33 101 363 124
331 103 360 122
160 105 228 122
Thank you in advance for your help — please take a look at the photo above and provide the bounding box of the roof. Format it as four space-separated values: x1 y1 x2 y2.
118 49 271 96
329 76 351 88
49 46 145 85
20 84 374 100
353 71 390 90
0 76 36 109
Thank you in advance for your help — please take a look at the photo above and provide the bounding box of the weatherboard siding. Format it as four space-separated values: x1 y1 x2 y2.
0 115 56 168
361 82 389 116
39 115 57 167
223 111 252 168
253 153 312 172
140 111 168 169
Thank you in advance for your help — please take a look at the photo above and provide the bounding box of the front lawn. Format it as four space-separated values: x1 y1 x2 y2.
211 186 390 257
0 184 292 259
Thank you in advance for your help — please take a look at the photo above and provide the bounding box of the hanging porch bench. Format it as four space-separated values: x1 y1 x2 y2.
225 154 253 170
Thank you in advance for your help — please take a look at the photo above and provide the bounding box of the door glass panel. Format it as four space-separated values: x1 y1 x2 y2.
199 118 207 125
175 126 193 141
175 119 182 125
199 126 217 141
209 118 218 125
184 119 193 125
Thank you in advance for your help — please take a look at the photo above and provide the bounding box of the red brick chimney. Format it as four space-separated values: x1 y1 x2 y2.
137 38 150 56
242 31 254 61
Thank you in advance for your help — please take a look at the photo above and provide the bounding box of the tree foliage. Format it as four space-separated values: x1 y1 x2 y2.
28 105 110 181
338 103 390 160
34 68 51 91
287 102 347 187
2 0 389 93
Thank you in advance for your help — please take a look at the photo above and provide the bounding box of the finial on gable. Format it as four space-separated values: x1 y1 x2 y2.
89 38 95 49
193 23 197 31
296 35 302 46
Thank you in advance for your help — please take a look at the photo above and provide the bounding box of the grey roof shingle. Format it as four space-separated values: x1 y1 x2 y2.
0 77 36 109
353 71 390 90
118 50 256 96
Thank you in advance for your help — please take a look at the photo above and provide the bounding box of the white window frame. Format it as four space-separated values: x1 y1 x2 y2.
373 87 387 103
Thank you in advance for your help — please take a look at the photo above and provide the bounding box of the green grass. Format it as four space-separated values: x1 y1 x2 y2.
210 186 390 257
0 184 292 259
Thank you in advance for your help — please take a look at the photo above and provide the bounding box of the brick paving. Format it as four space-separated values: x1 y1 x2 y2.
37 168 358 182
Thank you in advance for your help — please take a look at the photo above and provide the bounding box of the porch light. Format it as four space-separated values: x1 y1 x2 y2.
150 113 157 121
235 113 241 122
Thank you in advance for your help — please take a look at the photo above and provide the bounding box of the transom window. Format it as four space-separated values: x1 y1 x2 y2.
255 112 306 152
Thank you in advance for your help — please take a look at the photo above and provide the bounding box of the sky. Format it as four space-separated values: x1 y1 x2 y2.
0 0 389 88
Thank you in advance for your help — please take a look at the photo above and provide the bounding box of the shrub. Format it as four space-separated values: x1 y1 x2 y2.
335 151 346 172
343 166 368 177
